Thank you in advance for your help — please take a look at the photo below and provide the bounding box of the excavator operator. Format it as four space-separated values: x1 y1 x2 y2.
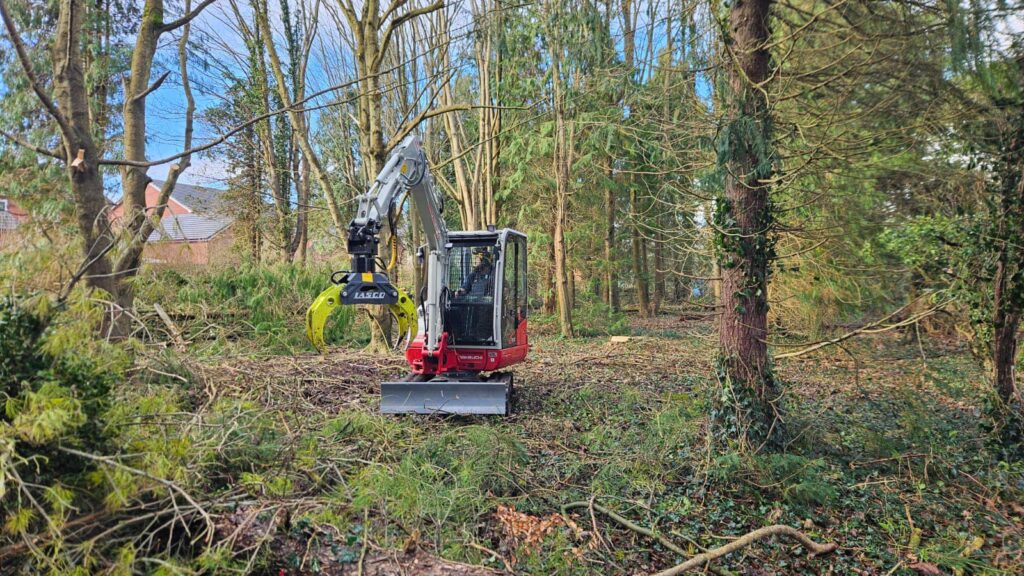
456 248 495 298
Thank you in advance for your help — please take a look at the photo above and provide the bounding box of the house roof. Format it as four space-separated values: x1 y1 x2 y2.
151 180 227 214
148 213 232 243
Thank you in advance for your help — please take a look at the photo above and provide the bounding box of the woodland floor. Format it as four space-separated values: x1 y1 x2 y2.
185 311 1023 575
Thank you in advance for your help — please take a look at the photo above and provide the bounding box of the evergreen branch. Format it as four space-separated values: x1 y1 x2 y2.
0 0 74 150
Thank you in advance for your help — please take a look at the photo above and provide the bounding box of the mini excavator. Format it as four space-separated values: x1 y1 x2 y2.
305 135 528 415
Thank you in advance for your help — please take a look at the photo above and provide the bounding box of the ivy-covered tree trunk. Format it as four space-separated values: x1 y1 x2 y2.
714 0 781 448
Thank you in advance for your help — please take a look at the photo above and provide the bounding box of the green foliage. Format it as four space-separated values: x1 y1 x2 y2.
136 263 359 353
710 451 838 510
0 292 136 571
982 396 1024 462
541 384 704 500
0 295 48 398
349 425 527 534
709 356 784 451
7 381 86 444
564 298 629 337
200 398 287 480
1 293 125 456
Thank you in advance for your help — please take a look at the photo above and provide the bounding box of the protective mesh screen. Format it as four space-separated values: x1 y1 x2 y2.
446 243 498 345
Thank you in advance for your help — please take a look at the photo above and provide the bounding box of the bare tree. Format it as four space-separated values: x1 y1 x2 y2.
0 0 209 334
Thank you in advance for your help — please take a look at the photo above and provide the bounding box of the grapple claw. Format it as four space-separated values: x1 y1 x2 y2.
306 280 417 353
306 283 343 353
388 289 418 349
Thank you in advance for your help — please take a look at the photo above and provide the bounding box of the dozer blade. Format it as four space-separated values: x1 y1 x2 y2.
381 373 512 415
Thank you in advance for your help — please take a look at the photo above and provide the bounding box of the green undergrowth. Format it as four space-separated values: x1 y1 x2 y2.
136 263 361 355
530 298 631 337
346 425 527 550
2 292 1021 574
294 341 1016 575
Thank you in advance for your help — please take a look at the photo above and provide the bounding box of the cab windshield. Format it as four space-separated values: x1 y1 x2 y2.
446 243 498 345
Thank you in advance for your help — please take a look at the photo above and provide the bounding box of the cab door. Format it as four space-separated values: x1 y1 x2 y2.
501 235 527 348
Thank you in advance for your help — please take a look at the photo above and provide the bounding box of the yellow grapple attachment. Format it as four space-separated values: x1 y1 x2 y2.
306 283 342 353
390 289 418 348
306 283 418 353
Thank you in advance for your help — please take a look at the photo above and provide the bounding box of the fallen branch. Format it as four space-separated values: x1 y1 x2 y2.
58 447 215 545
561 501 734 576
153 303 188 351
649 524 838 576
773 295 947 360
562 501 687 557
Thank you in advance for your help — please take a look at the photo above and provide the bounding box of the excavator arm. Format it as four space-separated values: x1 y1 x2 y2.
306 135 449 353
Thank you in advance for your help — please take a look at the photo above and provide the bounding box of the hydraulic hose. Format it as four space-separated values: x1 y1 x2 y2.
387 234 398 273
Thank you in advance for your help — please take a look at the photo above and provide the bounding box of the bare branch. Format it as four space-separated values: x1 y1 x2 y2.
0 128 63 160
59 447 215 545
160 0 218 32
389 104 525 151
381 0 409 23
388 103 470 150
773 295 946 359
97 55 435 168
651 525 838 576
130 70 170 103
375 0 444 70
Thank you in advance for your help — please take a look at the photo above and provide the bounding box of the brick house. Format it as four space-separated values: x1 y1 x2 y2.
0 197 29 246
110 180 235 267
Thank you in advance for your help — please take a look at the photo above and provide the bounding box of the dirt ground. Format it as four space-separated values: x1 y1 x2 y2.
189 313 1022 575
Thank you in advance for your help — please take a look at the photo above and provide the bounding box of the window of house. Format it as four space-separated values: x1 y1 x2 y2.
0 199 8 212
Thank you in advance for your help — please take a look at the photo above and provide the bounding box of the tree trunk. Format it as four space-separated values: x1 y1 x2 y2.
544 226 556 315
715 0 781 448
52 0 119 306
294 152 309 264
6 0 202 337
992 257 1020 402
249 159 262 262
631 190 650 317
653 227 664 314
604 175 618 310
338 0 442 352
553 200 573 337
550 23 574 337
600 0 618 312
255 2 344 236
